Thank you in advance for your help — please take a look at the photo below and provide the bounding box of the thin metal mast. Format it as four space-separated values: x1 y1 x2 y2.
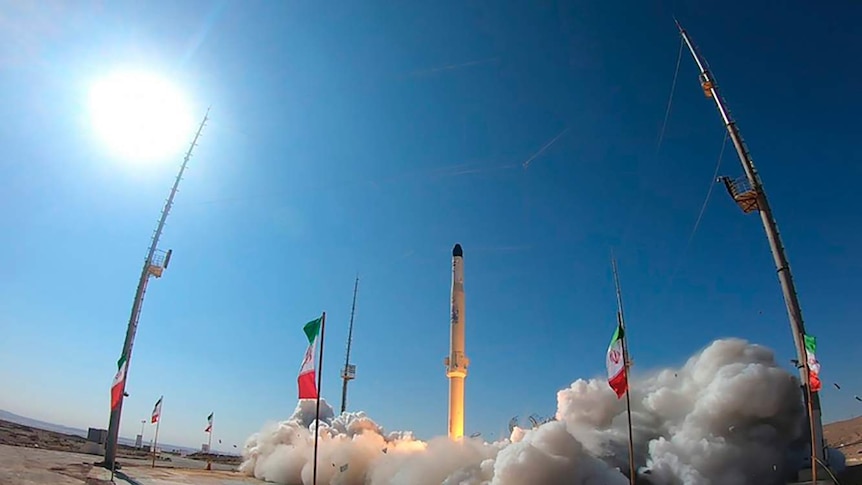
340 276 359 414
674 21 825 465
611 255 636 485
103 109 210 470
313 312 327 485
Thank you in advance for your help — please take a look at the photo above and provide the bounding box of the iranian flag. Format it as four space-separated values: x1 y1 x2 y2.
606 324 627 399
804 334 822 392
298 316 323 399
151 396 163 424
110 354 128 409
205 412 213 432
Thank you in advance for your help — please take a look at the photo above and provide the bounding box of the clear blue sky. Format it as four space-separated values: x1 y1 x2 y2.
1 1 860 451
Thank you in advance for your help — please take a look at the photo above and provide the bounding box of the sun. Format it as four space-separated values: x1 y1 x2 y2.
89 70 194 162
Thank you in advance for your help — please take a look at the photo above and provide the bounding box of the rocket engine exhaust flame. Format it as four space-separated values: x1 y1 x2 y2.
241 339 845 484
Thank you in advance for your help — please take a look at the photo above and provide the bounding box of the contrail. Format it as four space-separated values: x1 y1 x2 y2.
522 127 570 169
373 161 517 186
437 163 518 177
407 57 499 77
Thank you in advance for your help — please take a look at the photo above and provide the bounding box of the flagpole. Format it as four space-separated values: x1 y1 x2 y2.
140 420 146 448
207 415 213 471
803 357 818 484
806 384 817 484
151 417 160 468
313 311 326 485
611 255 636 485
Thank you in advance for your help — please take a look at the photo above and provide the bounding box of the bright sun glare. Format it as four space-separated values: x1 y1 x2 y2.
89 71 193 162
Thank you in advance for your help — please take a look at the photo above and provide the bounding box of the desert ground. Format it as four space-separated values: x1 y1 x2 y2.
823 415 862 483
0 419 252 484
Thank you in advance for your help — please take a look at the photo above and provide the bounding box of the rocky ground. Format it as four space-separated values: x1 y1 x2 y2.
825 415 862 461
0 419 91 454
824 415 862 483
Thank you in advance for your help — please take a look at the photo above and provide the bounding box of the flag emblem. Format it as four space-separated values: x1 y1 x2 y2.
298 317 323 399
151 396 163 424
606 324 628 399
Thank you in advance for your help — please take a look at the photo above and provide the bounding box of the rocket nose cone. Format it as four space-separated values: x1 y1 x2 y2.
453 244 463 257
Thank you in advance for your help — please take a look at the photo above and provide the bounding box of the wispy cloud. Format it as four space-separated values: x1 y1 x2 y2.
430 163 518 178
372 161 517 186
522 127 570 169
406 57 499 78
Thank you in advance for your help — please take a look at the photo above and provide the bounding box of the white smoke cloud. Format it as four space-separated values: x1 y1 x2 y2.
241 339 816 484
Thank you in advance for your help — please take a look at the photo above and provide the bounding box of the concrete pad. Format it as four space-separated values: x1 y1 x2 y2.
120 465 262 485
0 444 258 485
0 443 128 484
114 454 237 472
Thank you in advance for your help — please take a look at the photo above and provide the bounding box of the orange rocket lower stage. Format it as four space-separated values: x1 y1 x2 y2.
446 243 468 440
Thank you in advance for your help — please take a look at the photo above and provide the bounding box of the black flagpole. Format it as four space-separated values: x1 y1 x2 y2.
312 312 326 485
612 254 636 485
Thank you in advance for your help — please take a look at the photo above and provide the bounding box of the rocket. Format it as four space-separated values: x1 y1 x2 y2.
445 243 469 440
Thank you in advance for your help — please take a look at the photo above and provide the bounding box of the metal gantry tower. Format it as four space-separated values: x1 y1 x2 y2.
674 21 826 466
102 109 209 470
340 276 359 414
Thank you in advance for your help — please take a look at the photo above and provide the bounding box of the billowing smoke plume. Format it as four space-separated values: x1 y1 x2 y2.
241 339 813 484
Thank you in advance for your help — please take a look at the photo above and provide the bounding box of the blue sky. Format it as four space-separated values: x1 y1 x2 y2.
1 1 861 451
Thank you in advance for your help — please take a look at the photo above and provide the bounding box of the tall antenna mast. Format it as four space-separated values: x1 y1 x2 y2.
102 109 210 470
674 21 826 472
340 275 359 414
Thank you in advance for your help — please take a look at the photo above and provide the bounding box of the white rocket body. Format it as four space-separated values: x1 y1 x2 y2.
445 243 468 440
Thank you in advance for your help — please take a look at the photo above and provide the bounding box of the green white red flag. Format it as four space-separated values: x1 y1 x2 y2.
110 354 127 409
298 317 322 399
804 334 822 392
606 324 627 398
205 412 213 432
151 396 163 424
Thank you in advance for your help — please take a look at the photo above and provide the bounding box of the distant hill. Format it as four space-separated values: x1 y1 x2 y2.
0 409 201 454
0 410 88 438
825 415 862 462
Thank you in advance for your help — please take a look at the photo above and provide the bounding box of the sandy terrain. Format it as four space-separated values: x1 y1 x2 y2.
0 443 257 485
0 419 247 484
825 415 862 463
0 419 240 466
823 415 862 483
0 419 92 454
117 466 261 485
0 444 114 485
